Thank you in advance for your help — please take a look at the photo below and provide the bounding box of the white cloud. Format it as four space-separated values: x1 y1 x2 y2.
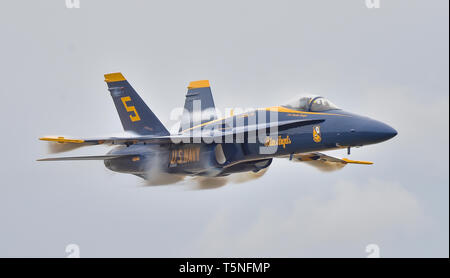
193 179 424 257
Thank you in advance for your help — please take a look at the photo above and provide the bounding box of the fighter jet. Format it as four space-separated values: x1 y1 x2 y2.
38 73 397 181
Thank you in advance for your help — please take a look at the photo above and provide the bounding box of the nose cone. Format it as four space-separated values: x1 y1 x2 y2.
381 123 398 140
359 119 397 144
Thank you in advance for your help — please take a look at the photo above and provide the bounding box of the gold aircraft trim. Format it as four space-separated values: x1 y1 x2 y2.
188 80 210 89
39 137 85 144
104 72 126 82
180 106 347 133
264 106 349 116
341 158 373 165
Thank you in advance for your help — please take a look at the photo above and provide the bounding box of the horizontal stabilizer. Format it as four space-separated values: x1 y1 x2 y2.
37 154 137 161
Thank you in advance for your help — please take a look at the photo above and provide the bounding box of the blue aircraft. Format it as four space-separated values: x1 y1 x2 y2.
38 73 397 182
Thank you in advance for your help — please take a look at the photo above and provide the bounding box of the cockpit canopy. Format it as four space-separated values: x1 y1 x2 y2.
283 95 340 112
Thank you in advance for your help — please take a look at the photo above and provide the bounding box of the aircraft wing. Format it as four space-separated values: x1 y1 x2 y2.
290 152 373 164
281 152 373 172
39 118 324 147
39 135 176 146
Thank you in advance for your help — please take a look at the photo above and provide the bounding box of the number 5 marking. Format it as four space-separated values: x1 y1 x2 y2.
121 96 141 122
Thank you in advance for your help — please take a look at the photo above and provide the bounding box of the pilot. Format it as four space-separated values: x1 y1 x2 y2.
284 95 339 112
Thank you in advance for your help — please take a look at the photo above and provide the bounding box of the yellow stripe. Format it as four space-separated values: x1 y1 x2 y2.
104 72 126 82
181 116 229 133
180 106 348 133
188 80 210 89
341 158 373 165
264 106 349 116
39 137 85 144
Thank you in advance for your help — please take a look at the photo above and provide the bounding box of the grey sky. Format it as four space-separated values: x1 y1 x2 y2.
0 0 448 257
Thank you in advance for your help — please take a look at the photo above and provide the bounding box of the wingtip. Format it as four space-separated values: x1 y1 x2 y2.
342 158 374 165
39 137 84 143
